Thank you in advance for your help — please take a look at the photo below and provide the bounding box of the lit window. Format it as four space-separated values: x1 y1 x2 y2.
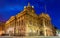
29 29 32 32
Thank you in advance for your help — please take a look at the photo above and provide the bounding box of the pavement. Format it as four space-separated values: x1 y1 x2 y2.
0 36 60 38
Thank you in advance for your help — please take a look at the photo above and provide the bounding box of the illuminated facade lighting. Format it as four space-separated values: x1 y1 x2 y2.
5 3 56 36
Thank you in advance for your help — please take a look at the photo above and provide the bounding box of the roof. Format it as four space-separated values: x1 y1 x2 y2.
39 13 51 20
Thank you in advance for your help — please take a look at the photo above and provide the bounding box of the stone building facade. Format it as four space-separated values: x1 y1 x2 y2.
5 3 56 36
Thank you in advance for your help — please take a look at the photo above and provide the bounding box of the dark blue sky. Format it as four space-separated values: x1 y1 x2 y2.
0 0 60 29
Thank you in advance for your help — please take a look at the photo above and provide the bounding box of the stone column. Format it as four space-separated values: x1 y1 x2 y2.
43 19 46 36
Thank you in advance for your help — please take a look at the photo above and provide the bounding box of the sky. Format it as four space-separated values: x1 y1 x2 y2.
0 0 60 29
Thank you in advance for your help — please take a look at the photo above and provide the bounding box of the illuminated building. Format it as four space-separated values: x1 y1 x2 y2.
0 21 5 35
5 3 56 36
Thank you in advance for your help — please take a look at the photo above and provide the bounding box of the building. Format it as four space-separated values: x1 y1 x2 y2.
0 21 5 35
5 3 56 36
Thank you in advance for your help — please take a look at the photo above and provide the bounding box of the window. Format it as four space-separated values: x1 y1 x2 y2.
21 20 23 25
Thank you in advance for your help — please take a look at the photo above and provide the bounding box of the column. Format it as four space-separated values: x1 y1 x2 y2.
43 19 46 36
